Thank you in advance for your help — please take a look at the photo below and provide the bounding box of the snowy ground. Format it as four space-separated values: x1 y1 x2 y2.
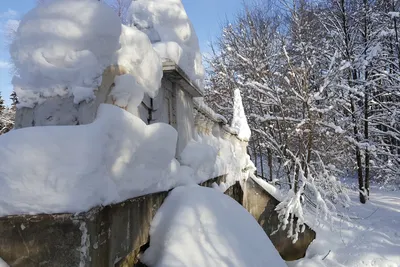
289 185 400 267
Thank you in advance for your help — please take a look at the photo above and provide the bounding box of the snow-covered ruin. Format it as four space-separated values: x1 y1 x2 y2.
3 0 255 217
0 0 315 266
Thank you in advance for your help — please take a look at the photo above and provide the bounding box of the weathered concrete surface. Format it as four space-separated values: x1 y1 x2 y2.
0 176 312 266
14 65 128 129
242 177 316 261
0 177 232 267
0 214 82 267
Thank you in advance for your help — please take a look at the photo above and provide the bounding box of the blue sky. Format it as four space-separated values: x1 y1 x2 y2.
0 0 242 106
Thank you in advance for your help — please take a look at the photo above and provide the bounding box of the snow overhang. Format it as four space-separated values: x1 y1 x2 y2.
162 59 203 97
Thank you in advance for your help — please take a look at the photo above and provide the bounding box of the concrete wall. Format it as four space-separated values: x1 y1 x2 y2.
0 177 239 267
0 176 315 267
175 85 195 156
15 65 128 129
243 177 316 261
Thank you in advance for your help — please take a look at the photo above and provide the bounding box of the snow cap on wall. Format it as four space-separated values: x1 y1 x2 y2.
10 0 122 108
114 25 163 99
129 0 205 90
231 89 251 141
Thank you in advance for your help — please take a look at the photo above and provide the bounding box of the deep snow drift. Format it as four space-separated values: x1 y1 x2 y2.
141 185 287 267
0 104 185 216
289 185 400 267
130 0 205 90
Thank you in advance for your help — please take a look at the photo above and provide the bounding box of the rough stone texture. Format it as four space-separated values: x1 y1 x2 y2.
242 177 316 261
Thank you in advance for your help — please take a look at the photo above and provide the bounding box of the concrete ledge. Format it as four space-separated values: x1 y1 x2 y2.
242 177 316 261
0 176 313 266
0 176 234 267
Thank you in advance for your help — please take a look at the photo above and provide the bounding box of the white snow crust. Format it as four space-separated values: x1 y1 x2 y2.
110 74 144 109
130 0 205 90
11 0 122 108
231 89 251 141
179 132 255 187
0 104 185 216
11 1 163 108
141 185 287 267
0 258 9 267
251 174 284 201
114 25 162 98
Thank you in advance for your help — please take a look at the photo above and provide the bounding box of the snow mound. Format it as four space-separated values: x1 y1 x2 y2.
114 25 162 98
179 132 254 186
0 104 188 217
231 89 251 141
10 0 122 108
110 74 144 109
130 0 205 90
141 185 287 267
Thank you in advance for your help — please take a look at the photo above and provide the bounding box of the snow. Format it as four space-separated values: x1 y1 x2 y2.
11 0 122 108
388 12 400 19
110 74 144 109
231 89 251 141
250 174 284 201
141 185 287 267
10 0 163 108
179 132 255 186
194 97 228 124
130 0 205 90
0 258 9 267
289 185 400 267
0 104 189 217
114 25 162 98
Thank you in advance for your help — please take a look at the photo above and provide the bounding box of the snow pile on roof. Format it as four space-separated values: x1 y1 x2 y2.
231 89 251 141
0 104 189 217
130 0 205 90
141 185 286 267
113 25 162 98
10 0 122 108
